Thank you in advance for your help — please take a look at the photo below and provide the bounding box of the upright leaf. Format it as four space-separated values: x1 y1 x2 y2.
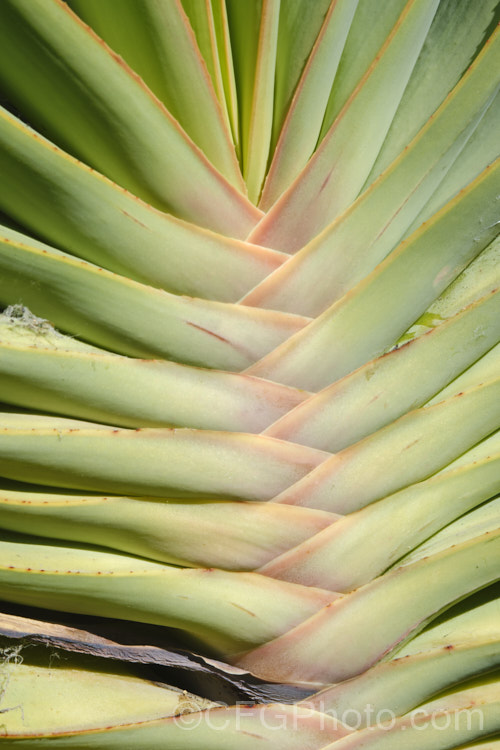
227 0 281 202
261 0 359 209
248 161 500 389
0 111 273 298
68 0 243 189
0 0 259 234
248 0 440 250
182 0 240 152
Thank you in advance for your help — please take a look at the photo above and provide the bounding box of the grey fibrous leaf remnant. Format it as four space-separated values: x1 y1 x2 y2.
0 646 24 723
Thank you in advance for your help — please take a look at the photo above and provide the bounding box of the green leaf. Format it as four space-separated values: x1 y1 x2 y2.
0 0 258 232
308 596 500 720
394 496 500 567
182 0 240 152
263 433 500 588
0 114 275 299
260 0 358 209
407 89 500 233
318 0 409 138
366 0 500 181
274 380 500 513
227 0 281 202
0 488 333 571
242 29 500 314
248 160 500 389
0 310 308 432
67 0 243 189
428 344 500 406
270 0 332 150
0 537 335 654
0 661 215 736
265 291 500 451
238 530 500 683
0 658 344 748
247 0 440 250
400 235 500 344
318 680 500 749
0 230 307 370
0 414 330 500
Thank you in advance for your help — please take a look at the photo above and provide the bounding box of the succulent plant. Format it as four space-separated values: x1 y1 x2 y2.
0 0 498 746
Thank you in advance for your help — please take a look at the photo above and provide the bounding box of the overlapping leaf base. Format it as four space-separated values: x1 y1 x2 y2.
0 0 498 747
